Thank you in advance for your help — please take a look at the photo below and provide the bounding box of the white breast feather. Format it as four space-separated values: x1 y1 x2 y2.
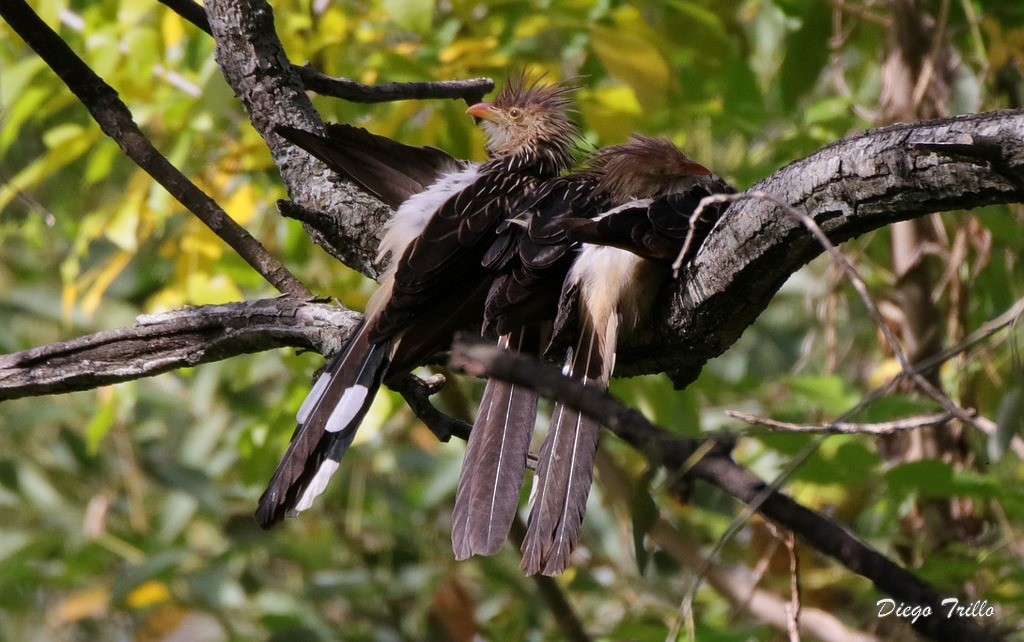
376 164 480 276
568 197 665 334
569 245 648 329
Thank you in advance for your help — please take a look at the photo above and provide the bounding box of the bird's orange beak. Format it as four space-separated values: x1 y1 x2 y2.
466 101 497 122
681 158 712 176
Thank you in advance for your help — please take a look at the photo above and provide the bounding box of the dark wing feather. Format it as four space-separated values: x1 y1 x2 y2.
562 175 736 265
369 170 540 342
483 175 608 336
277 124 463 209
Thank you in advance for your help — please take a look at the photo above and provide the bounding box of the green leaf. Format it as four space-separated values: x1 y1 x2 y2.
590 9 671 111
793 438 879 484
383 0 434 34
610 374 700 435
785 374 860 413
111 550 187 603
885 460 1005 501
778 0 832 109
84 393 117 454
630 468 659 574
885 460 955 496
990 386 1023 462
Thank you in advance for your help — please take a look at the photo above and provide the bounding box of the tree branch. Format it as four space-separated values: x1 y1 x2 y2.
0 0 311 299
294 66 493 105
448 338 1001 642
0 299 357 400
157 0 493 104
640 109 1024 385
389 373 472 443
201 0 412 277
727 410 960 435
5 103 1023 436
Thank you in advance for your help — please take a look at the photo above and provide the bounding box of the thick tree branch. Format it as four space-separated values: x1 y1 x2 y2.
0 0 311 299
203 0 394 277
181 0 1024 389
448 339 1001 642
0 299 357 400
636 109 1024 384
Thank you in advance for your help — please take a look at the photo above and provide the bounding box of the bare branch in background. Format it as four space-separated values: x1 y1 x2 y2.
157 0 493 104
727 410 959 435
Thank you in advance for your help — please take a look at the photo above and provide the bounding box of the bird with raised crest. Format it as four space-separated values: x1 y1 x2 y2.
256 73 581 529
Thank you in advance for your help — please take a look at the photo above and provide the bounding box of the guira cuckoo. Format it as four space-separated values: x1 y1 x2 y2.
519 136 735 575
452 136 733 572
256 74 580 528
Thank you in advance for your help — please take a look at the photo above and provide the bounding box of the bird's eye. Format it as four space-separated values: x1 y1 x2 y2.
508 107 522 119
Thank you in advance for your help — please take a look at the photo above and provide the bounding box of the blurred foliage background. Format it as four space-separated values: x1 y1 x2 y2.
2 0 1024 640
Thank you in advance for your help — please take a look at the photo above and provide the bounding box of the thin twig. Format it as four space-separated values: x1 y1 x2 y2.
784 529 801 642
157 0 494 104
0 0 311 298
158 0 210 31
911 0 951 112
727 410 960 435
831 0 890 26
295 66 494 105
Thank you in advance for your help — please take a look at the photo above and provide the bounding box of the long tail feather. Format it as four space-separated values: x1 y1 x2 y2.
452 329 540 559
521 315 616 575
255 321 390 528
276 124 459 209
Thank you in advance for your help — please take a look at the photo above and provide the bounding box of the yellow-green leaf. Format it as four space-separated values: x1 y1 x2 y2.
85 390 118 454
383 0 434 34
590 12 670 111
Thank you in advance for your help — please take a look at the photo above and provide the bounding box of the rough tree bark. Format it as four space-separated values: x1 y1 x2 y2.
0 299 357 400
